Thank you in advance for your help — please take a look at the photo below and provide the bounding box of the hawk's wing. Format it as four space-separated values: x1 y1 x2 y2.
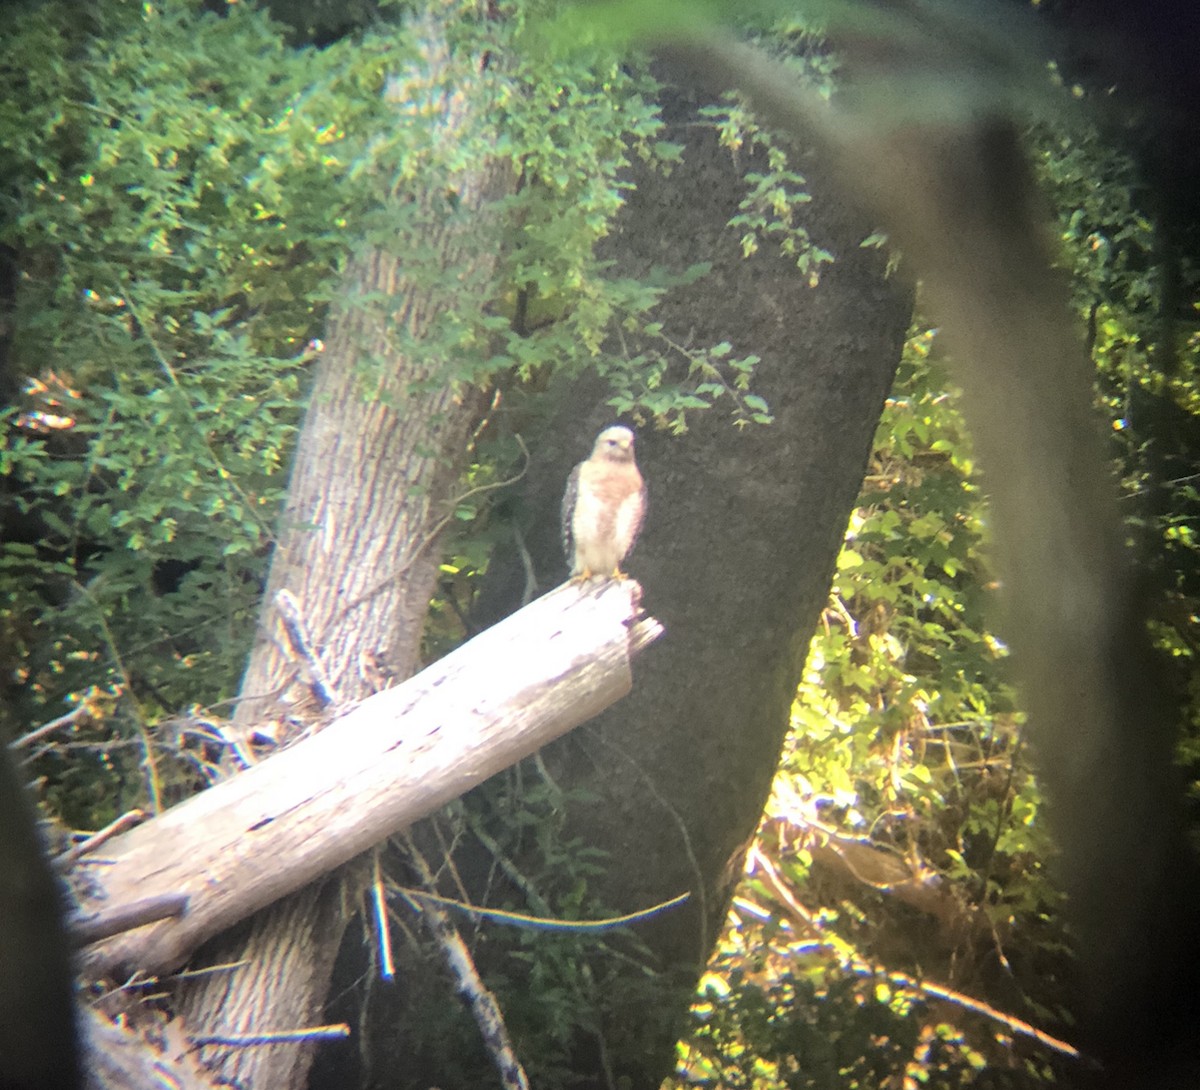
621 479 648 559
561 461 582 569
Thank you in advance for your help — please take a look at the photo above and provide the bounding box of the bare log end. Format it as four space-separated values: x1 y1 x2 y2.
550 577 664 656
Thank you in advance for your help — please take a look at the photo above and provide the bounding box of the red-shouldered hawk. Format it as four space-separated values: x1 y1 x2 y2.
562 425 647 581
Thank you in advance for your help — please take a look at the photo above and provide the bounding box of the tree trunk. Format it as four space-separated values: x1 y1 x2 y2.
175 18 513 1089
532 80 910 1087
339 74 911 1090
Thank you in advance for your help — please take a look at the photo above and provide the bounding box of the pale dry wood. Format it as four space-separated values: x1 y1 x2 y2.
81 1006 214 1090
77 581 660 982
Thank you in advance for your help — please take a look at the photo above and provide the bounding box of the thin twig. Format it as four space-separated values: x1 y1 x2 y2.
10 704 93 749
400 835 530 1090
469 815 553 914
189 1025 350 1049
87 958 246 1008
274 589 341 708
512 523 538 607
332 435 531 628
398 887 690 933
54 809 146 870
371 850 395 982
70 579 162 813
849 962 1083 1061
164 959 251 983
119 279 274 540
586 728 709 964
744 849 1084 1061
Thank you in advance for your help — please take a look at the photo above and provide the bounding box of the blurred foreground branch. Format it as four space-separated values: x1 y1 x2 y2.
658 21 1198 1083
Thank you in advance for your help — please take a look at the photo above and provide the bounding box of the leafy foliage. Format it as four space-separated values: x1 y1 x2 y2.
0 0 359 819
698 28 838 289
0 0 778 824
1037 119 1200 612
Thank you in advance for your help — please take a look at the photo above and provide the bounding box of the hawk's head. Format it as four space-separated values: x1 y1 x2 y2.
592 425 636 463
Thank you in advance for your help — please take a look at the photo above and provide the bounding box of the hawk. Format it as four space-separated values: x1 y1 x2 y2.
562 425 647 581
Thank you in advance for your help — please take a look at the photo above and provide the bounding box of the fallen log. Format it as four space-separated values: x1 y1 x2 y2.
76 580 661 981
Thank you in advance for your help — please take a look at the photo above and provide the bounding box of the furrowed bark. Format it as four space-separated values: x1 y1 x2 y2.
173 16 517 1088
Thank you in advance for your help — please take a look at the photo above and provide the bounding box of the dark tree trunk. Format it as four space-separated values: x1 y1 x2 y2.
335 74 910 1090
0 743 80 1090
517 78 910 1088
